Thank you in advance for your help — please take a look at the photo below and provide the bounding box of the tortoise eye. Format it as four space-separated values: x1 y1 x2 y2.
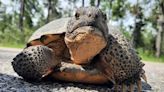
75 12 80 19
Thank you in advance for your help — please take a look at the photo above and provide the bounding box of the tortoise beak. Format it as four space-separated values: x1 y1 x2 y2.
65 26 103 41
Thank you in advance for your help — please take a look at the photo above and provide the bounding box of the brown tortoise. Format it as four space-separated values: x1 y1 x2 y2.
12 7 147 92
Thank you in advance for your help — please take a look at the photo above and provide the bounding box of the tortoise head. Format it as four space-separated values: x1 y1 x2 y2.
12 45 60 81
65 7 108 64
66 7 108 40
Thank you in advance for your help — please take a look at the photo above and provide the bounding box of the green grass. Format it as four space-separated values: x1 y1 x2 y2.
0 43 25 48
137 48 164 63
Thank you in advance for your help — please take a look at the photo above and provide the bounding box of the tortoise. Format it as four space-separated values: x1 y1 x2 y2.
12 7 147 92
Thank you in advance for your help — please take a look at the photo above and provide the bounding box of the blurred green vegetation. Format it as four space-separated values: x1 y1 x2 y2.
0 26 33 48
138 48 164 62
0 0 164 62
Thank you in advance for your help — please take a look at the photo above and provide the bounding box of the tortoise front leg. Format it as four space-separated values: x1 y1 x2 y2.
49 62 109 84
12 45 60 81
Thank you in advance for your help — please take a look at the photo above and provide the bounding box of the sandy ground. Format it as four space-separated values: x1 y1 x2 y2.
0 47 163 92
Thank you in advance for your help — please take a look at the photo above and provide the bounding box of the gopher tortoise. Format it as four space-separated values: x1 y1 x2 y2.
12 7 147 92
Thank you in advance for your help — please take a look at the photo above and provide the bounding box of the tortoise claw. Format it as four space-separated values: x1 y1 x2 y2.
129 83 134 92
59 62 85 72
59 66 67 72
104 74 115 85
42 68 53 78
121 83 126 92
141 73 147 83
114 84 118 92
137 79 142 92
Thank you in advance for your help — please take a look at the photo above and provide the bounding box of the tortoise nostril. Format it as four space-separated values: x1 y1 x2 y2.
75 12 80 20
88 14 92 17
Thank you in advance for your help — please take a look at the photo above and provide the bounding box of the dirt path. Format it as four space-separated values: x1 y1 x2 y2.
0 48 163 92
144 62 164 92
